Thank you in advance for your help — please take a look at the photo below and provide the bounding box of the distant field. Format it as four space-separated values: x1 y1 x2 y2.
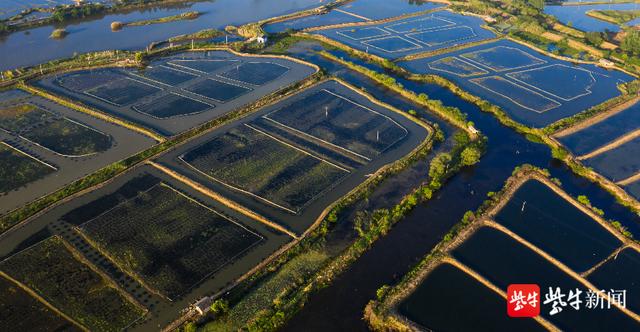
0 275 79 332
0 103 111 156
0 142 56 193
81 182 263 299
0 236 144 331
181 125 349 213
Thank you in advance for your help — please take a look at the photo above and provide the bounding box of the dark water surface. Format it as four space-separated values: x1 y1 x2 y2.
280 42 640 331
0 0 320 70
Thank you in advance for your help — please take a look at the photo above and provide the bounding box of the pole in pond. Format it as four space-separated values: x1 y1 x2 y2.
225 35 228 44
377 130 379 142
521 201 526 212
325 106 328 118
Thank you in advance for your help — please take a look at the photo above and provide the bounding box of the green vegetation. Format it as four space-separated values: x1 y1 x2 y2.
0 142 55 194
622 29 640 55
586 9 640 25
81 182 262 299
0 236 144 331
0 275 78 331
122 11 200 27
49 28 67 39
51 3 106 22
201 251 329 331
168 29 223 43
318 51 470 132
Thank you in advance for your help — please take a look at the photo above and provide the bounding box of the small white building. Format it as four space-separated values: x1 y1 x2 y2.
256 35 268 44
598 58 615 68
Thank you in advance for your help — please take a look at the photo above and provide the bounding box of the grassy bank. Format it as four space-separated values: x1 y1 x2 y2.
113 11 199 30
168 29 223 43
317 50 473 134
586 9 640 25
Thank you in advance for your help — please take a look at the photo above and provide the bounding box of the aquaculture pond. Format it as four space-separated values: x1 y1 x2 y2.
316 10 495 59
556 99 640 156
584 135 640 182
0 267 80 331
157 79 430 235
35 50 316 136
450 226 638 331
280 42 640 331
587 247 640 314
0 236 145 331
0 89 155 215
0 164 291 331
338 0 443 21
399 39 633 127
264 0 445 33
397 263 547 331
0 0 322 70
544 3 640 32
494 179 621 272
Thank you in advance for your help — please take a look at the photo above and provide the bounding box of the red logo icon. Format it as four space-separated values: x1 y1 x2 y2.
507 284 540 317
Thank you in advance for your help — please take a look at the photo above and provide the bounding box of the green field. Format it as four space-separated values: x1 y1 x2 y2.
0 142 56 193
0 104 111 156
0 275 79 332
182 125 349 212
81 183 263 299
0 236 144 331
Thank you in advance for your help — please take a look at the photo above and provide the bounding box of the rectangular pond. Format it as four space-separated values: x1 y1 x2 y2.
35 50 316 136
155 79 430 235
397 262 547 331
316 10 495 59
494 179 622 272
587 247 640 314
0 89 156 216
557 100 640 156
451 226 639 331
584 135 640 182
399 39 633 127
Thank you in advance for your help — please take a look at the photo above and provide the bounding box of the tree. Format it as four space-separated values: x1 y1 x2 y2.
585 31 604 46
429 153 452 180
460 147 481 166
134 52 145 63
622 30 640 55
210 299 229 315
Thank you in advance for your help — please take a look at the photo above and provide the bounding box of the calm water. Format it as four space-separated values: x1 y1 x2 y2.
544 3 640 32
281 42 640 331
0 0 320 70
